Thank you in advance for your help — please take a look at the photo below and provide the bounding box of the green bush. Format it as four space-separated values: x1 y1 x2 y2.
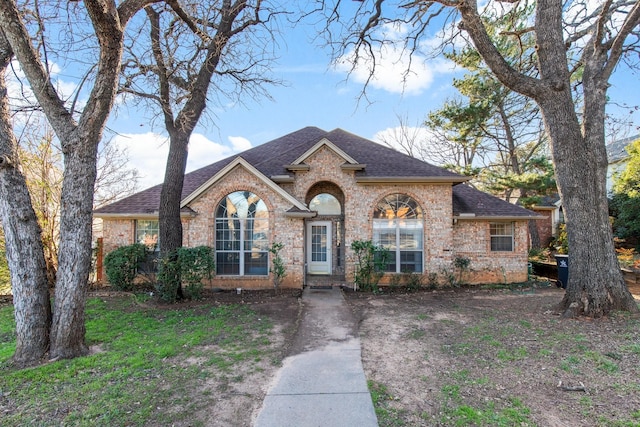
104 243 148 291
157 246 215 302
177 246 215 300
453 256 471 286
351 240 389 292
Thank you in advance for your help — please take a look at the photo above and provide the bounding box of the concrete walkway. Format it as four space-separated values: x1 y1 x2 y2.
253 287 378 427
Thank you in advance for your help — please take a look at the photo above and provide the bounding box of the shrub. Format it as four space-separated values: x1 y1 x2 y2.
268 242 287 293
426 272 439 290
104 243 147 291
454 256 471 286
178 246 215 300
403 270 423 291
351 240 389 292
550 223 568 254
157 246 215 302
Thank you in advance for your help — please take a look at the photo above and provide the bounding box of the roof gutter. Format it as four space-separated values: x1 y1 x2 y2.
93 212 197 220
356 176 470 184
453 215 543 221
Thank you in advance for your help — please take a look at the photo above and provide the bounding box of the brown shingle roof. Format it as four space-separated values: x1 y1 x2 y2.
94 126 536 219
453 184 538 218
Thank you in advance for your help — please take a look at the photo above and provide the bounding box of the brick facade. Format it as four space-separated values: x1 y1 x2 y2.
101 143 531 289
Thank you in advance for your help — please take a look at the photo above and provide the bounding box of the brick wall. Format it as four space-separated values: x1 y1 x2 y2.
102 219 134 255
100 145 531 289
452 220 529 284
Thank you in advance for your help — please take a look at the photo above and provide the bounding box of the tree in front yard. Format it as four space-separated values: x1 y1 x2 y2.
120 1 282 302
315 0 640 317
0 0 159 366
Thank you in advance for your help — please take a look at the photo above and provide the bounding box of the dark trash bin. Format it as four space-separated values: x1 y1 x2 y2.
555 254 568 289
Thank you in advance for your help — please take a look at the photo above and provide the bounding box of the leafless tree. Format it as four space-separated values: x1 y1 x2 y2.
120 0 282 301
315 0 640 318
0 0 160 365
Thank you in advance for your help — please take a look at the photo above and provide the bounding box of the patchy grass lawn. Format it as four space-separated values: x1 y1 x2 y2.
0 291 300 427
3 285 640 427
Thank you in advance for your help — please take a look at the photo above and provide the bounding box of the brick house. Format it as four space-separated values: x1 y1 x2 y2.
94 127 539 289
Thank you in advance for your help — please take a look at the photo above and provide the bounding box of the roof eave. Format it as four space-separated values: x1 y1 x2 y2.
94 211 197 220
271 175 295 183
453 215 543 221
356 176 471 184
284 164 310 171
341 163 366 171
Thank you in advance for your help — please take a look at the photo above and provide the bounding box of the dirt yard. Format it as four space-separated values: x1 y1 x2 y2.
163 283 640 427
344 284 640 426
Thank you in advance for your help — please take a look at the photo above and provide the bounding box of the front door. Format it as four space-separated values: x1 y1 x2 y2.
307 221 331 275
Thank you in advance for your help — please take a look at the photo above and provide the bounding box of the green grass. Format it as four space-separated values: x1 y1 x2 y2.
368 380 407 426
0 296 277 426
439 375 533 426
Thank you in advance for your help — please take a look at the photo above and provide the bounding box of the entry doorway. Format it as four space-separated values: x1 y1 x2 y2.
306 221 331 275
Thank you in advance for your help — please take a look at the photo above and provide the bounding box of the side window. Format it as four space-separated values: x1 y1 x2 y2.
372 194 424 273
215 191 269 276
490 222 514 252
135 220 159 252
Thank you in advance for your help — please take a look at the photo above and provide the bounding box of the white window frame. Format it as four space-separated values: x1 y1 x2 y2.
135 219 159 252
215 191 269 276
490 222 515 252
372 194 424 273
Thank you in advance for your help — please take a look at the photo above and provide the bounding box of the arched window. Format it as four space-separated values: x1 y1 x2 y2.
215 191 269 276
373 194 423 273
309 193 341 215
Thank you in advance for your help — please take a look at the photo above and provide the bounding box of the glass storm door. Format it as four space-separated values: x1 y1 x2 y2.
307 221 331 275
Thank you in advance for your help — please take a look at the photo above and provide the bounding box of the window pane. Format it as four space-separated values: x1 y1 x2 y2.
215 191 269 276
311 225 328 262
216 252 240 275
379 250 396 272
374 193 423 219
136 220 159 251
373 220 395 247
373 196 424 273
245 251 268 275
400 251 422 272
490 222 514 252
215 219 240 251
491 236 513 251
310 193 341 215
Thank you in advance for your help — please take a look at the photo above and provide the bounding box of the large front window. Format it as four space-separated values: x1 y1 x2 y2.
215 191 269 275
373 194 424 273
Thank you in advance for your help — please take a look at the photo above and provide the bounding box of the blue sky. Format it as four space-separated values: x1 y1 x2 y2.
16 5 636 192
108 17 469 189
108 13 640 191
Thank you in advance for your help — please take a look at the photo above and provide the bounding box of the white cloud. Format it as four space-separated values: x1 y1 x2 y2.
372 125 434 152
334 23 456 95
228 135 252 151
113 132 250 190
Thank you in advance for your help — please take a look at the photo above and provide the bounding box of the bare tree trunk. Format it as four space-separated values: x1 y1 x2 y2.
539 93 638 317
0 0 160 362
0 33 51 366
49 136 98 359
158 130 189 300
